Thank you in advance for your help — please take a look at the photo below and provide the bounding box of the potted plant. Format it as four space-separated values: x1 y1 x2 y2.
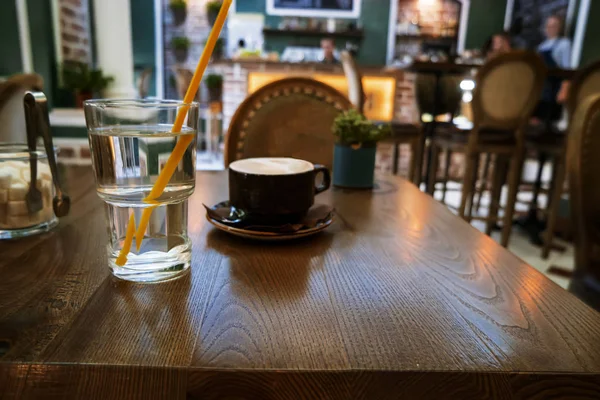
332 109 390 188
212 38 225 60
169 0 187 26
171 36 190 63
206 0 222 26
205 73 223 102
62 62 114 108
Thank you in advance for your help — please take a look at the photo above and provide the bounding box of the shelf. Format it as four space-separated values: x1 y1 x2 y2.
396 34 457 41
262 28 364 39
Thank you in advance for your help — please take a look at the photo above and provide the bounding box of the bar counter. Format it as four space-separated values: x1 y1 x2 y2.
212 59 416 128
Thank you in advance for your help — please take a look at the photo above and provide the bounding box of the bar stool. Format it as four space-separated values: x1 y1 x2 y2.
427 51 546 247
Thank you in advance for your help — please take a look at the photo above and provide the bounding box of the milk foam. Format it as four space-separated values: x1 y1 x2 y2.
230 158 314 175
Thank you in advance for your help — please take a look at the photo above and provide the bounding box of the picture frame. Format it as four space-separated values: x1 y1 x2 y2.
266 0 362 19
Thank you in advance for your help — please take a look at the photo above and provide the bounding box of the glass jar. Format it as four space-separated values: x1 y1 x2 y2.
0 144 58 239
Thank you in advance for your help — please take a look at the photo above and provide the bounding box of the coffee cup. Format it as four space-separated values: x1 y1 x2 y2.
229 157 331 224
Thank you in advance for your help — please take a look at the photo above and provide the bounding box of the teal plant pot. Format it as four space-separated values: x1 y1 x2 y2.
333 143 376 189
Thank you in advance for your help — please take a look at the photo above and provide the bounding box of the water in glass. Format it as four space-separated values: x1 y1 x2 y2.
88 124 196 282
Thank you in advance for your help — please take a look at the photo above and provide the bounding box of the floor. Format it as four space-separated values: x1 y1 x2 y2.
433 181 573 289
197 150 225 170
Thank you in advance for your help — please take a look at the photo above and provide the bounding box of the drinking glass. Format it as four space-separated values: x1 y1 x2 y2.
84 99 198 283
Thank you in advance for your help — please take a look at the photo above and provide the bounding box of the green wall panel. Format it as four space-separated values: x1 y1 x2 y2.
464 0 508 51
131 0 157 96
237 0 389 66
359 0 390 65
580 0 600 66
0 1 23 75
237 0 265 13
27 0 57 107
53 126 87 138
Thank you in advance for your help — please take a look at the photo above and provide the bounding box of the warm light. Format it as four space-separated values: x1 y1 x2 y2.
419 0 436 5
462 92 473 103
247 72 396 121
460 79 475 91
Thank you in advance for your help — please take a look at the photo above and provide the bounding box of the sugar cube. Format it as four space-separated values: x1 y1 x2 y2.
8 183 27 201
7 201 28 216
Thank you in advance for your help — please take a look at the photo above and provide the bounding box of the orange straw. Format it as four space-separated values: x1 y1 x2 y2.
116 0 233 266
116 213 136 266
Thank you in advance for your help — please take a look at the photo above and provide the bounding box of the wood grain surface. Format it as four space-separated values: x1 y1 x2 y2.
1 167 600 399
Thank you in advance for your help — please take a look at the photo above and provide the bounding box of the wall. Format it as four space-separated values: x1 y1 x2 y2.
0 1 23 75
27 0 57 107
360 0 390 65
235 0 389 66
464 0 508 50
130 0 157 96
579 0 600 66
59 0 92 63
162 0 215 99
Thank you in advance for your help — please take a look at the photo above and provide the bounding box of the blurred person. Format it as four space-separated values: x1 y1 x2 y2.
534 14 572 122
483 32 512 59
519 15 572 243
320 37 338 64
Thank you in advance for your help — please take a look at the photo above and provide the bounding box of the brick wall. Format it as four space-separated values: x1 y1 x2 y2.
59 0 92 64
163 0 219 99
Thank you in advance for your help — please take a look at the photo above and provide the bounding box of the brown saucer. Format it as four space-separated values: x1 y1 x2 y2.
205 202 334 241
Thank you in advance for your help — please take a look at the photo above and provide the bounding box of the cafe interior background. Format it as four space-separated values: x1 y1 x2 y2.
1 0 600 291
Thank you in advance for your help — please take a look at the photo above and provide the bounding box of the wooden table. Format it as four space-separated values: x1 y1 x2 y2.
1 167 600 399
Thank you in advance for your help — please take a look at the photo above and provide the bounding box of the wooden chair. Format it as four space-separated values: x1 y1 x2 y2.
427 51 546 247
136 67 153 98
340 50 365 112
342 53 425 183
539 60 600 258
0 74 44 143
171 67 199 101
224 77 352 168
566 93 600 311
418 73 468 197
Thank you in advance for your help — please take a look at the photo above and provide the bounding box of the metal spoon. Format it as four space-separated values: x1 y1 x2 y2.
23 93 43 214
23 92 70 217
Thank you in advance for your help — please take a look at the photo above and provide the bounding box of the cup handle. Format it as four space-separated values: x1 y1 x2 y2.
313 164 331 195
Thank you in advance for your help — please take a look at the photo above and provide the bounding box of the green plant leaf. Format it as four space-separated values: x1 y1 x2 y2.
332 109 391 146
206 0 222 13
61 61 114 93
205 73 223 88
169 0 186 9
171 36 190 50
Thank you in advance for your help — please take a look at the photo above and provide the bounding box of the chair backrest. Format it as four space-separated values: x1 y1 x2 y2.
0 74 44 143
224 77 352 167
567 59 600 118
171 67 197 100
471 51 546 130
136 67 153 98
340 50 365 113
567 93 600 275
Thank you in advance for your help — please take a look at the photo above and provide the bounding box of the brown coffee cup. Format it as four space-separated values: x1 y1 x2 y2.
229 157 331 224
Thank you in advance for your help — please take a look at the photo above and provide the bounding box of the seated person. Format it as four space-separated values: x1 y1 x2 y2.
484 32 512 60
534 15 572 123
320 37 339 64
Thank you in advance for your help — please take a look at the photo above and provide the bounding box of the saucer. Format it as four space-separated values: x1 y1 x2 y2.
205 201 334 241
